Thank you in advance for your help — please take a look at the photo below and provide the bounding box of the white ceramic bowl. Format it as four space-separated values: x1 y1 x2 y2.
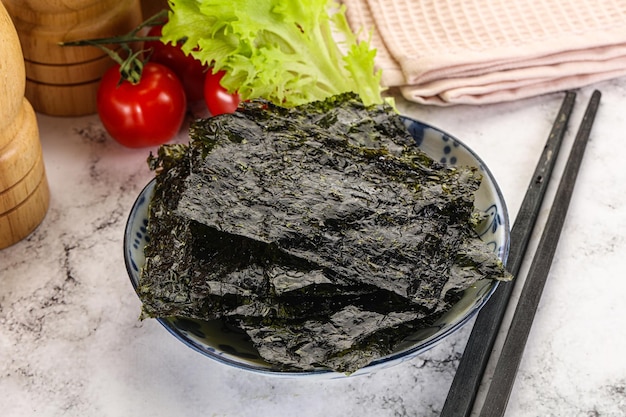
124 116 510 378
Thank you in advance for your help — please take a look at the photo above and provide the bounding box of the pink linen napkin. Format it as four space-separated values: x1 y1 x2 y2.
343 0 626 105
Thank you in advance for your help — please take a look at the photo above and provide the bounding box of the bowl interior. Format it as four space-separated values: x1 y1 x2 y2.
124 116 510 378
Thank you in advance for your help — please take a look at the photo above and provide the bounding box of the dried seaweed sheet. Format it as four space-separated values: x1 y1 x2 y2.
139 93 509 373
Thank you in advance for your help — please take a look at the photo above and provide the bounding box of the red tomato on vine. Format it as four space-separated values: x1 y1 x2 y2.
204 70 241 116
97 62 187 148
64 11 242 148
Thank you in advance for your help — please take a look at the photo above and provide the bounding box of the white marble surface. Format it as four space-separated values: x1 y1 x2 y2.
2 79 626 417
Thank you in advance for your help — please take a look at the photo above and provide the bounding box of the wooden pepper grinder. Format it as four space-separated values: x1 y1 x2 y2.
0 1 50 249
2 0 142 116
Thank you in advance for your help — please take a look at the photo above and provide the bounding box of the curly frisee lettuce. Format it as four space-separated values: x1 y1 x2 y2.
161 0 384 107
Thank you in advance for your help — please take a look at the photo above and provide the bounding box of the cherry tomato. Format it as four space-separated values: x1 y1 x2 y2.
204 70 241 116
97 63 187 148
144 25 207 101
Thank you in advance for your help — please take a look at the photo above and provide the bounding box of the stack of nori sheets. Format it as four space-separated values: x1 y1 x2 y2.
138 93 510 373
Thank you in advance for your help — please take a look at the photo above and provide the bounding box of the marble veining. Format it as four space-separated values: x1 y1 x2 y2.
2 80 626 417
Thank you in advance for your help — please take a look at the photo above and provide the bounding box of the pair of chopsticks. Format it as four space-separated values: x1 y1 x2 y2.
440 90 602 417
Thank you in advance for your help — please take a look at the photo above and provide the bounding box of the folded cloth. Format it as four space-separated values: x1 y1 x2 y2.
343 0 626 105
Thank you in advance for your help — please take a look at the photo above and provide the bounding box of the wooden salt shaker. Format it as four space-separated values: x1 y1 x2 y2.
3 0 142 116
0 1 50 249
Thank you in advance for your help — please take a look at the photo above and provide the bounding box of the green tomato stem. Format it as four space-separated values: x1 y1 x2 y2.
59 36 161 47
59 10 170 84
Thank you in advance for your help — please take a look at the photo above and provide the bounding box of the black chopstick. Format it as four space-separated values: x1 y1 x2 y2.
478 89 601 417
440 91 578 417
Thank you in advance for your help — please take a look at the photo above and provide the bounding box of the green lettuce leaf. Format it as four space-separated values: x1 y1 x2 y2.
161 0 383 106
